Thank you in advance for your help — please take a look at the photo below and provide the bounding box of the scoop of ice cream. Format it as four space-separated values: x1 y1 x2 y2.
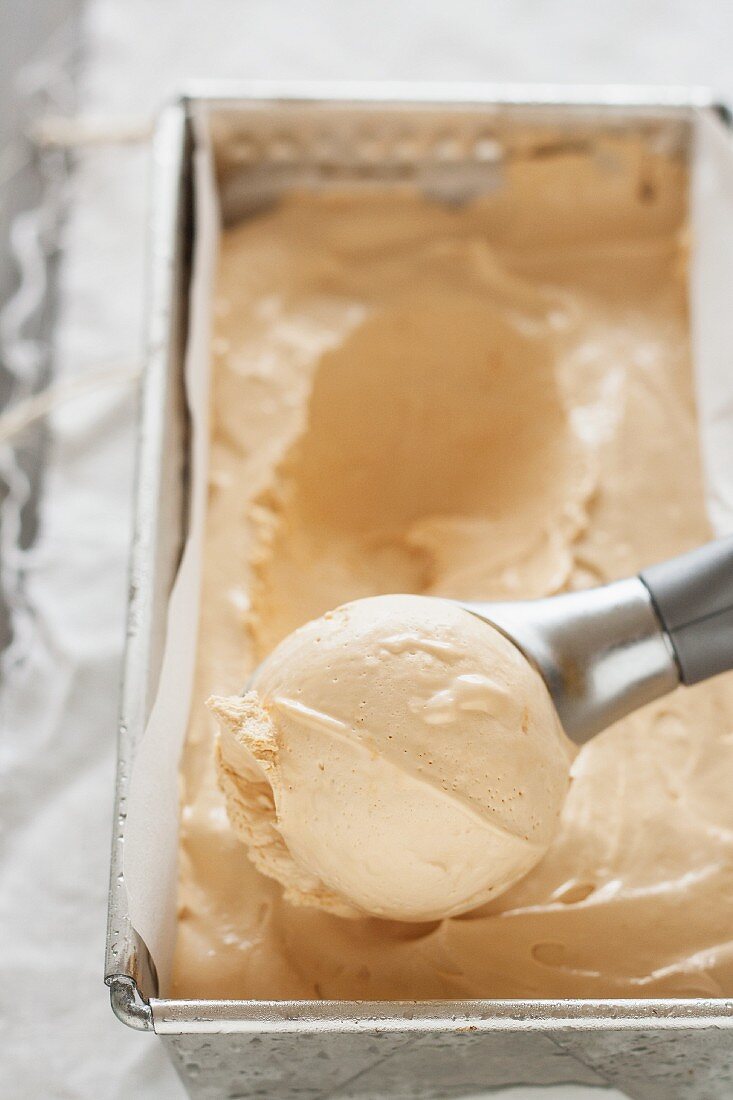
212 594 574 922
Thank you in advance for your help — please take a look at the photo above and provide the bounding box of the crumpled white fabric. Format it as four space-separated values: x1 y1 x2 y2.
5 0 733 1096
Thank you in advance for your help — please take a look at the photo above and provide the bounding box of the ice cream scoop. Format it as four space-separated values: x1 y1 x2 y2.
212 537 733 922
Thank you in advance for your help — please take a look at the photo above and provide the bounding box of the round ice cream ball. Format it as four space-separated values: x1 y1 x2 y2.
212 593 574 922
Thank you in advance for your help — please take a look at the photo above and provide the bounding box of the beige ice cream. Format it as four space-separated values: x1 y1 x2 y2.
213 594 573 922
171 138 733 1000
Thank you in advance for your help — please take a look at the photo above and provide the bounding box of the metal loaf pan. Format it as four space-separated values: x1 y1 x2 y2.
106 84 733 1100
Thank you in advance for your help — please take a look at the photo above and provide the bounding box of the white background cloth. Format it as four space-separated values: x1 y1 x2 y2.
4 2 733 1097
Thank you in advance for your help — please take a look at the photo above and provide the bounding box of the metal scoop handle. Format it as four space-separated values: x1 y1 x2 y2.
466 535 733 744
641 535 733 685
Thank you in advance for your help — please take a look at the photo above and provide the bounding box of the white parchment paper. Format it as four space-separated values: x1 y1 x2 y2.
692 109 733 535
124 117 218 986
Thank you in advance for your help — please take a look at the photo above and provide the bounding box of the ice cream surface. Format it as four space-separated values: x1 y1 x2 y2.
213 594 573 921
171 139 733 999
